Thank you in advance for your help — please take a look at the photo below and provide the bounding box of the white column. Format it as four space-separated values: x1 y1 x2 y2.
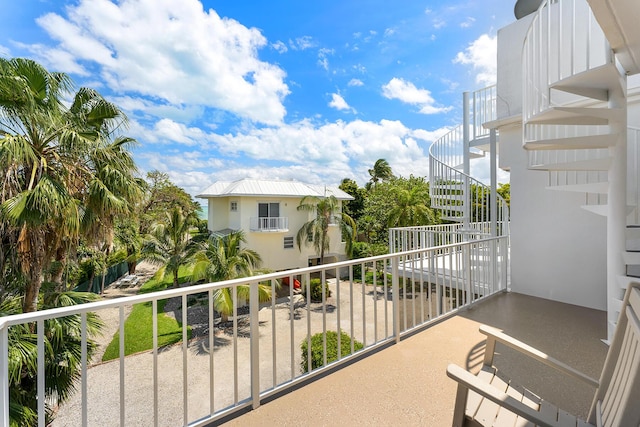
463 92 470 232
607 75 627 342
490 128 498 237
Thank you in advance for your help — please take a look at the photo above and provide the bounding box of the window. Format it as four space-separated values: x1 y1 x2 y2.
258 202 279 218
284 236 294 249
230 201 238 212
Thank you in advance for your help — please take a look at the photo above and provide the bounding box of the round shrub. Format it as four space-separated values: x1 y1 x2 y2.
300 330 364 372
301 278 331 302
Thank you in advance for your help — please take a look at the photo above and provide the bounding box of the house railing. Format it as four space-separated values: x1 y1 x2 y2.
249 216 289 232
0 236 509 427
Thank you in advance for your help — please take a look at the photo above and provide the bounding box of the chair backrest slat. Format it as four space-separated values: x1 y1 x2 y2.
593 286 640 427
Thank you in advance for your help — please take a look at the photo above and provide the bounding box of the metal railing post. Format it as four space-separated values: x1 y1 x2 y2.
250 281 260 409
392 254 400 343
0 321 9 427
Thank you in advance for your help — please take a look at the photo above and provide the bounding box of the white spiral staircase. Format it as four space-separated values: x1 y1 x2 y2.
429 88 509 239
522 0 640 340
430 0 640 340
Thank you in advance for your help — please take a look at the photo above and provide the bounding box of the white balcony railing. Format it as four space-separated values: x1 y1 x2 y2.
0 237 508 426
473 85 497 141
250 216 288 232
389 222 507 253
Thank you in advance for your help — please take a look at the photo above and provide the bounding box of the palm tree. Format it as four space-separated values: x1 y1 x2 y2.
387 185 436 227
368 158 394 187
0 58 142 311
191 230 270 322
141 206 198 288
296 195 356 264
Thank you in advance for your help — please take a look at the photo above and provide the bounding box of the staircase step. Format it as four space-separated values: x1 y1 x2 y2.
550 63 625 101
432 204 465 212
432 194 465 202
529 157 611 171
581 204 636 217
627 227 640 251
547 181 608 194
623 251 640 265
523 133 618 150
627 265 640 278
617 275 633 290
581 204 608 216
441 215 465 221
527 107 623 126
431 183 465 191
554 107 625 121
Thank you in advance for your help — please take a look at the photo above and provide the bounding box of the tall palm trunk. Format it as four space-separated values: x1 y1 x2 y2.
18 226 45 313
51 245 69 291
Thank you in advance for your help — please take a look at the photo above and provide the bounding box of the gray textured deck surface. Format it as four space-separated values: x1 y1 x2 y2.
222 292 607 426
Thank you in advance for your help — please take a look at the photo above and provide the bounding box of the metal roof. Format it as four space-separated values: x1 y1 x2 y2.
197 178 354 200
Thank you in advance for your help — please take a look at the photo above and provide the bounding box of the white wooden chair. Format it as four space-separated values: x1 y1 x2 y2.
446 283 640 427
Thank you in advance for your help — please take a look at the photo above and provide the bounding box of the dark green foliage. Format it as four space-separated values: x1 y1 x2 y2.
339 178 367 222
1 290 102 426
301 330 364 372
358 175 439 245
301 278 331 302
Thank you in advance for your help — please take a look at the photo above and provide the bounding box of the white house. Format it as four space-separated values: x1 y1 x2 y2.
428 0 640 341
197 178 354 271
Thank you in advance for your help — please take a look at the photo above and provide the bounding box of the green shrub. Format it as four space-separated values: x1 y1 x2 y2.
301 330 364 371
301 278 331 301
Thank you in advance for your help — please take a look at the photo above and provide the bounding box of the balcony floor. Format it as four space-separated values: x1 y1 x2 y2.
222 292 608 426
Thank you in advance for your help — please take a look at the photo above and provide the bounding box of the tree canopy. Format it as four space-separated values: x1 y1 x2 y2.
0 57 143 311
296 195 356 264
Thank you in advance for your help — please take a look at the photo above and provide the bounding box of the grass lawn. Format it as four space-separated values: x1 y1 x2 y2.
102 267 193 361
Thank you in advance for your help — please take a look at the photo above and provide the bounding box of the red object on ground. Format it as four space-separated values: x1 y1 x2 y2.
282 277 301 289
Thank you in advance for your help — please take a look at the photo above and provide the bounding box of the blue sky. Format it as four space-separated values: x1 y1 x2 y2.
1 0 514 198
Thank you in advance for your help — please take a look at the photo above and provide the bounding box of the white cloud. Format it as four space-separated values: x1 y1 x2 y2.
149 118 209 146
352 64 366 74
460 17 476 28
328 93 354 112
211 118 444 184
381 78 452 114
348 78 364 87
454 34 497 86
383 28 395 37
34 0 289 125
318 48 334 71
0 44 11 57
289 36 316 50
272 40 288 53
433 19 446 29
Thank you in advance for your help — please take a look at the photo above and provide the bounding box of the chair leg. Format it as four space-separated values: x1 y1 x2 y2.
452 383 469 427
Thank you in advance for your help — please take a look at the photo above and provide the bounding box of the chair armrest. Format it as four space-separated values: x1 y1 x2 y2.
446 364 561 427
480 325 599 388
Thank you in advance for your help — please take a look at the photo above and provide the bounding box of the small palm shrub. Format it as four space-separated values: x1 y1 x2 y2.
301 330 364 372
301 278 331 302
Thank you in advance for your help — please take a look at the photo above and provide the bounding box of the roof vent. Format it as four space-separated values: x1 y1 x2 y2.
514 0 544 19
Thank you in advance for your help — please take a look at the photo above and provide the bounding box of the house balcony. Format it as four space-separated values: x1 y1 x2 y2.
0 236 608 426
249 216 289 232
